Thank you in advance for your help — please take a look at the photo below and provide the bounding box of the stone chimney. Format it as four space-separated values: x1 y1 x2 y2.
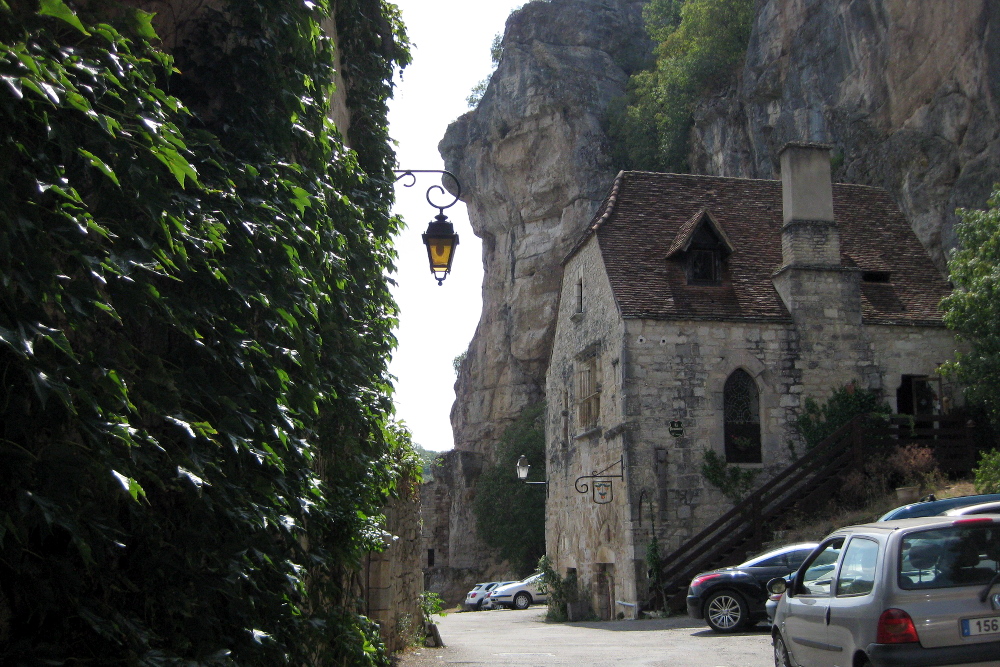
772 142 861 327
779 142 839 267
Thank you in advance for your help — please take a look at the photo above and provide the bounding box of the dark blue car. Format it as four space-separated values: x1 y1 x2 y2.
878 493 1000 521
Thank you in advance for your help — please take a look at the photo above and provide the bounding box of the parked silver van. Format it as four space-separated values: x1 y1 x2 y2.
769 515 1000 667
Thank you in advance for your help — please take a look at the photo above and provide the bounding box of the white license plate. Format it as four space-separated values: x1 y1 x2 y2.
961 615 1000 637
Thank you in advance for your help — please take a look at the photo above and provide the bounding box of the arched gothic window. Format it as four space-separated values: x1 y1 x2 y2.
723 369 761 463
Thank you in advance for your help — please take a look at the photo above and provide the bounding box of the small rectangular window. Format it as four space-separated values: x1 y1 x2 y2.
575 277 584 313
687 249 719 284
862 271 891 283
427 548 435 568
577 355 600 431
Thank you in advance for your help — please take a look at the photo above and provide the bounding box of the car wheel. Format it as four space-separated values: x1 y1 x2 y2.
704 590 748 632
513 592 532 610
773 633 793 667
475 599 484 611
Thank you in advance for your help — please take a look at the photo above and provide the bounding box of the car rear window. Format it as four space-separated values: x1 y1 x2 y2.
899 523 1000 590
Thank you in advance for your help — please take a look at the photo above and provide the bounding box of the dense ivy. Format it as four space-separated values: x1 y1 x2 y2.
471 403 546 576
605 0 754 172
0 0 412 664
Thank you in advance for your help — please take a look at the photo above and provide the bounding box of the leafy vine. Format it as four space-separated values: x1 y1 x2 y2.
0 0 411 664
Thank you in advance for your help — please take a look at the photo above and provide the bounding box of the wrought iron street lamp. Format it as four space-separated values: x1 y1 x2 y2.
394 169 461 285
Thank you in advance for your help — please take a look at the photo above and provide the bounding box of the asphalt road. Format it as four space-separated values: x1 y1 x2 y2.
394 607 773 667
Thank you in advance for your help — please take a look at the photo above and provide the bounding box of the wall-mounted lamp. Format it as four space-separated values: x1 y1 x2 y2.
394 169 461 285
516 455 548 493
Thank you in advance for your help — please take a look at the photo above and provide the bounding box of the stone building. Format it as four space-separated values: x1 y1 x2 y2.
543 143 960 619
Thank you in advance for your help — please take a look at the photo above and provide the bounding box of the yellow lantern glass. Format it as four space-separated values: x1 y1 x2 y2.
422 215 459 285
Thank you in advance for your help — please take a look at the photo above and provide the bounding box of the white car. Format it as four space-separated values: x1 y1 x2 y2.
463 580 513 611
487 573 548 610
943 501 1000 516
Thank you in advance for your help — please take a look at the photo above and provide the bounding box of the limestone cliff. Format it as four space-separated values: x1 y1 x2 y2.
440 0 650 454
443 0 1000 459
691 0 1000 270
428 0 1000 596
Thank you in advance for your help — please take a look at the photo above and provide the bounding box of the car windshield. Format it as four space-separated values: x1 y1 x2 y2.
899 523 1000 590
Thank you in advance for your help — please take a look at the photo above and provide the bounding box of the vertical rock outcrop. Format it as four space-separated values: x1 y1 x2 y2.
440 0 651 454
691 0 1000 269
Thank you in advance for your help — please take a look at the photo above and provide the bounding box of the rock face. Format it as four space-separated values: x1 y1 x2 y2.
440 0 651 454
427 0 1000 597
690 0 1000 270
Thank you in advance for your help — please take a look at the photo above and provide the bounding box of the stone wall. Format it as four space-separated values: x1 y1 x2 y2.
420 450 514 605
365 483 423 653
544 239 634 619
546 238 963 613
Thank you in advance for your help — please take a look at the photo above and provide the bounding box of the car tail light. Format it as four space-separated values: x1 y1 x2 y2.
877 608 920 644
470 593 477 598
690 573 722 588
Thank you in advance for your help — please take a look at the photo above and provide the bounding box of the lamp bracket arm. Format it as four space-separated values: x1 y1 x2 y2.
574 455 625 494
393 169 462 215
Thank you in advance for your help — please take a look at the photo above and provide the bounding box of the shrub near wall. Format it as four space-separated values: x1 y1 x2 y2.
0 1 411 664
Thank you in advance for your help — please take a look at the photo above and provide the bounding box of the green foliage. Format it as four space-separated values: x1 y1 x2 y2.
973 449 1000 494
490 32 504 67
412 443 442 481
453 349 468 375
645 535 667 610
700 450 759 504
419 591 447 620
467 29 505 108
0 0 412 664
471 403 546 575
538 555 574 622
605 0 755 171
941 187 1000 425
796 382 891 449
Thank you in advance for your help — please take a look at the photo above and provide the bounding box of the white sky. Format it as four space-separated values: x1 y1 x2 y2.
387 1 524 451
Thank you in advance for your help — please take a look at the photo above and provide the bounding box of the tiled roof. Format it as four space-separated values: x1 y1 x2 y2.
569 171 951 325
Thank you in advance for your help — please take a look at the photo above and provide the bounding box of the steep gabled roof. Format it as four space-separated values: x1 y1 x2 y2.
665 208 735 258
567 171 951 325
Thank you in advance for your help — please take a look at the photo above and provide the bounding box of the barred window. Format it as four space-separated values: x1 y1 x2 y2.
723 369 761 463
577 355 600 431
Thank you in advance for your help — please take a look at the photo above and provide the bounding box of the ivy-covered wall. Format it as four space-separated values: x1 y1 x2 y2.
0 0 413 664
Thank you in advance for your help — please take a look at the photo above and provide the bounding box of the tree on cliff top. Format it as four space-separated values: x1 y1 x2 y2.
942 186 1000 426
605 0 755 172
0 0 412 663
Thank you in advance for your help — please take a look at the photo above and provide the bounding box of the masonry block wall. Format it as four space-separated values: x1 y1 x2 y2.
544 159 962 617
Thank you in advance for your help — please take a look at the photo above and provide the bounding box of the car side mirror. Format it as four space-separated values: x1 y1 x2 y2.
768 577 790 598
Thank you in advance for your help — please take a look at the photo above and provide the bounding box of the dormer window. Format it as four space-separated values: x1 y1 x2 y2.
686 226 724 285
688 248 720 283
666 209 734 286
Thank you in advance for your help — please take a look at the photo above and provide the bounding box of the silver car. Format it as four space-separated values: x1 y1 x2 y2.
463 580 514 611
769 515 1000 667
